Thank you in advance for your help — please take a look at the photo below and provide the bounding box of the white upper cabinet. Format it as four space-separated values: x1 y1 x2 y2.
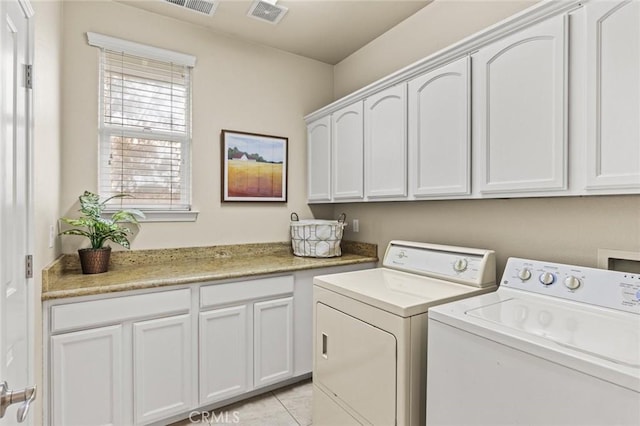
305 0 638 202
307 116 332 202
332 102 364 200
408 56 470 198
364 84 407 199
474 14 568 194
586 0 640 190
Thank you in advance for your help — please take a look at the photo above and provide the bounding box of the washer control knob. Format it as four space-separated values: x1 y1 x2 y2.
564 276 582 290
539 272 555 286
518 268 532 281
453 258 468 272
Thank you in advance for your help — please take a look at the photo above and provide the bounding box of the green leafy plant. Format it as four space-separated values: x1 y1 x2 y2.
59 191 145 249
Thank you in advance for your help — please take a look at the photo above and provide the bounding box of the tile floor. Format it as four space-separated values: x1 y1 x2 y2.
170 380 312 425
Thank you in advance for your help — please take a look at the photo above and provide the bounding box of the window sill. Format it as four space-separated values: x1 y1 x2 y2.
104 210 199 223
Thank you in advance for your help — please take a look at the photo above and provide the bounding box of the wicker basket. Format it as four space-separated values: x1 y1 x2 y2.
290 213 346 258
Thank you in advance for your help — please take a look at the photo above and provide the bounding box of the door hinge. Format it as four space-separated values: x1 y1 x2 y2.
24 65 32 89
25 255 33 279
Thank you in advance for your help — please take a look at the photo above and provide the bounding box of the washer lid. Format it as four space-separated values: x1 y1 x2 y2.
429 288 640 392
314 268 494 317
466 297 640 368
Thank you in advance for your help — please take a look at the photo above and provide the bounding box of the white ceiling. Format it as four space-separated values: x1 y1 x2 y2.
118 0 432 64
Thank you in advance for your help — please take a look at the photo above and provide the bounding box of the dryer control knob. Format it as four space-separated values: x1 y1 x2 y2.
564 276 581 290
453 258 468 272
518 268 532 281
539 272 555 286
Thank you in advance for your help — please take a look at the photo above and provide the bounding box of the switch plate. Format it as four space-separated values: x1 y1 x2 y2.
352 219 359 233
49 225 55 248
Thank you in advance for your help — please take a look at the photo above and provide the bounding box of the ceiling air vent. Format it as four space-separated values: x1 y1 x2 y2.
247 0 288 25
164 0 218 16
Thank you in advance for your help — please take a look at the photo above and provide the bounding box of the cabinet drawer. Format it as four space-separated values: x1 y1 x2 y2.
200 275 294 309
50 289 191 333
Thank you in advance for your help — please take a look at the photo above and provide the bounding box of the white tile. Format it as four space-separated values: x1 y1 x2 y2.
169 381 312 425
274 381 313 426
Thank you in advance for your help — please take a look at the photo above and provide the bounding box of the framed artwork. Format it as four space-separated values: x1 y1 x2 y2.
221 129 288 202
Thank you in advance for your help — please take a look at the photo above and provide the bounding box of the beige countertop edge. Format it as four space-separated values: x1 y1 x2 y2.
42 255 378 301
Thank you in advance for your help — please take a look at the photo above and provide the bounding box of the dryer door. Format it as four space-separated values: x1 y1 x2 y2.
315 303 396 425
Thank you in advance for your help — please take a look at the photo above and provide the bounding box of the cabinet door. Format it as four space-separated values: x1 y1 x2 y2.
408 56 470 197
51 325 123 426
133 314 192 425
199 305 249 405
586 0 640 189
307 116 332 201
364 84 407 199
332 102 364 200
475 14 568 194
254 297 293 388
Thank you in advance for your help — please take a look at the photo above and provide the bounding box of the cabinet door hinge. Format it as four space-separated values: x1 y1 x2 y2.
25 255 33 279
25 64 32 89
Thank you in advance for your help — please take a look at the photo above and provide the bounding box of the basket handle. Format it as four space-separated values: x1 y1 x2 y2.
291 212 299 222
337 213 346 223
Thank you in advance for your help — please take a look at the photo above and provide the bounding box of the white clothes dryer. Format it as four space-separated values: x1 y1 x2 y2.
427 257 640 425
312 241 497 426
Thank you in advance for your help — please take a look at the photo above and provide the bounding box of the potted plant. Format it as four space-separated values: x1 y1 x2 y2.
59 190 145 274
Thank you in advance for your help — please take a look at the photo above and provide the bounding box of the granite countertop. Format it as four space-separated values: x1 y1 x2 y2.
42 241 378 301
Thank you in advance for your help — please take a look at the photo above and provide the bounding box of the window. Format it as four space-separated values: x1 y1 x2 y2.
88 33 196 219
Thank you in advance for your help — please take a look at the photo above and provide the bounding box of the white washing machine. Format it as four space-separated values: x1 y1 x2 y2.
427 257 640 425
312 241 497 426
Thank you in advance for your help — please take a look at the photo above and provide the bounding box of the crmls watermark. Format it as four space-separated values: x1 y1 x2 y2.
188 410 241 424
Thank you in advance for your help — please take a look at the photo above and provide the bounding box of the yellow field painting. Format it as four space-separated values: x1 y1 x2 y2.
227 160 283 198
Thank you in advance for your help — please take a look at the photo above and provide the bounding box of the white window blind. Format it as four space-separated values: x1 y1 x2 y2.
97 44 193 211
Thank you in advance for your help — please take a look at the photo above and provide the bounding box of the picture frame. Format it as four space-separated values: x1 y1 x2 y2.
221 129 288 202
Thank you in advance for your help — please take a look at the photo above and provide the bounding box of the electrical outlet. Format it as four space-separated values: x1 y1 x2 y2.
352 219 359 233
49 225 55 248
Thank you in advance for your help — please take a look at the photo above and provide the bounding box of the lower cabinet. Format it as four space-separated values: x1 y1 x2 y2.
253 297 294 388
133 314 192 424
50 314 192 426
199 305 249 404
51 325 124 426
199 277 295 406
45 264 376 425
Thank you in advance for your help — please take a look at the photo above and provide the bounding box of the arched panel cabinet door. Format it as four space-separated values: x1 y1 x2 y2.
331 102 364 201
408 56 470 198
475 14 569 195
364 84 407 199
586 0 640 190
307 116 332 202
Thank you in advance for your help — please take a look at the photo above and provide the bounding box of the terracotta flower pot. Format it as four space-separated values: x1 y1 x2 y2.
78 247 111 274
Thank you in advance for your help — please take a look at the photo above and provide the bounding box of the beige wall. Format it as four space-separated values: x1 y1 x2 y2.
340 197 640 274
33 1 64 424
333 0 537 99
60 0 334 252
332 0 640 271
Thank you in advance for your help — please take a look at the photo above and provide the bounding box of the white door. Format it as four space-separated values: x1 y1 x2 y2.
307 116 332 202
586 0 640 190
199 305 249 405
253 297 293 388
133 314 192 425
331 102 364 201
51 326 123 426
408 56 470 197
364 84 407 199
0 0 34 424
475 14 568 194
